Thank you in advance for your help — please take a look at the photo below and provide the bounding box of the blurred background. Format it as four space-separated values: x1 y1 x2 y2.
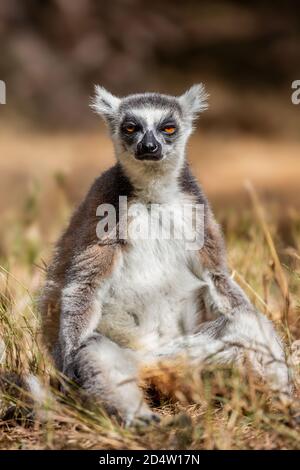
0 0 300 249
1 3 300 450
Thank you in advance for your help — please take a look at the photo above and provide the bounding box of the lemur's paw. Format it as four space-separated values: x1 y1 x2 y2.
126 410 161 428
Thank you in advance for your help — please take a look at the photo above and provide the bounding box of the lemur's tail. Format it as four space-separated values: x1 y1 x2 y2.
0 339 54 422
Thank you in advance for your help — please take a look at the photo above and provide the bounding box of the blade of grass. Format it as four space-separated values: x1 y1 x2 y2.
245 181 291 341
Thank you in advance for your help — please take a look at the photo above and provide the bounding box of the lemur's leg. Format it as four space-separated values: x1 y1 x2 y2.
200 271 291 395
73 333 159 426
149 273 291 396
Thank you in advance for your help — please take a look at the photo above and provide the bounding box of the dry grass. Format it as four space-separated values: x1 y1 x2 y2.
0 130 300 449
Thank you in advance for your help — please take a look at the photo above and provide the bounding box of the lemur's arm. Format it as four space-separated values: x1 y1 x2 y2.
59 243 118 373
192 207 255 320
41 165 129 373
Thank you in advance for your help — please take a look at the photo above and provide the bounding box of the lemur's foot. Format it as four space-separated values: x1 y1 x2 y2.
126 410 161 428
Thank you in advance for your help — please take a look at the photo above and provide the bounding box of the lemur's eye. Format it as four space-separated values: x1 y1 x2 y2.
123 123 137 134
162 126 176 135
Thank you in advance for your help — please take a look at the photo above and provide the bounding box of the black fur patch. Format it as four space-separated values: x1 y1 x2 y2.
179 162 208 207
95 163 134 217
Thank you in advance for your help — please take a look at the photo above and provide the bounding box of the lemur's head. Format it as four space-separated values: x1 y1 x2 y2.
91 85 208 173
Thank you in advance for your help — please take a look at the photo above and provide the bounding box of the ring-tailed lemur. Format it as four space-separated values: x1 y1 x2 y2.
40 85 291 426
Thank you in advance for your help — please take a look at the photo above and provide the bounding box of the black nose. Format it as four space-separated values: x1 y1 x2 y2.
138 131 159 155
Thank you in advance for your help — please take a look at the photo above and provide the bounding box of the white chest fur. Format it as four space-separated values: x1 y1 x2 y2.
96 197 204 351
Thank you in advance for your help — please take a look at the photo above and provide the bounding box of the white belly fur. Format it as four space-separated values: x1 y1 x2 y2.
96 199 204 351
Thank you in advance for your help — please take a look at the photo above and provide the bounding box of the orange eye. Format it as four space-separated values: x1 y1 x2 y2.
163 126 176 134
126 125 136 133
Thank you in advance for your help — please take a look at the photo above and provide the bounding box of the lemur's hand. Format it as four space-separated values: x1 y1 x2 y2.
201 271 234 318
201 269 258 321
62 332 103 382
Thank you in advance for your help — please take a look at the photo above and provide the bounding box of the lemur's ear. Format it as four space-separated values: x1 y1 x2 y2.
178 84 209 121
90 85 121 123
